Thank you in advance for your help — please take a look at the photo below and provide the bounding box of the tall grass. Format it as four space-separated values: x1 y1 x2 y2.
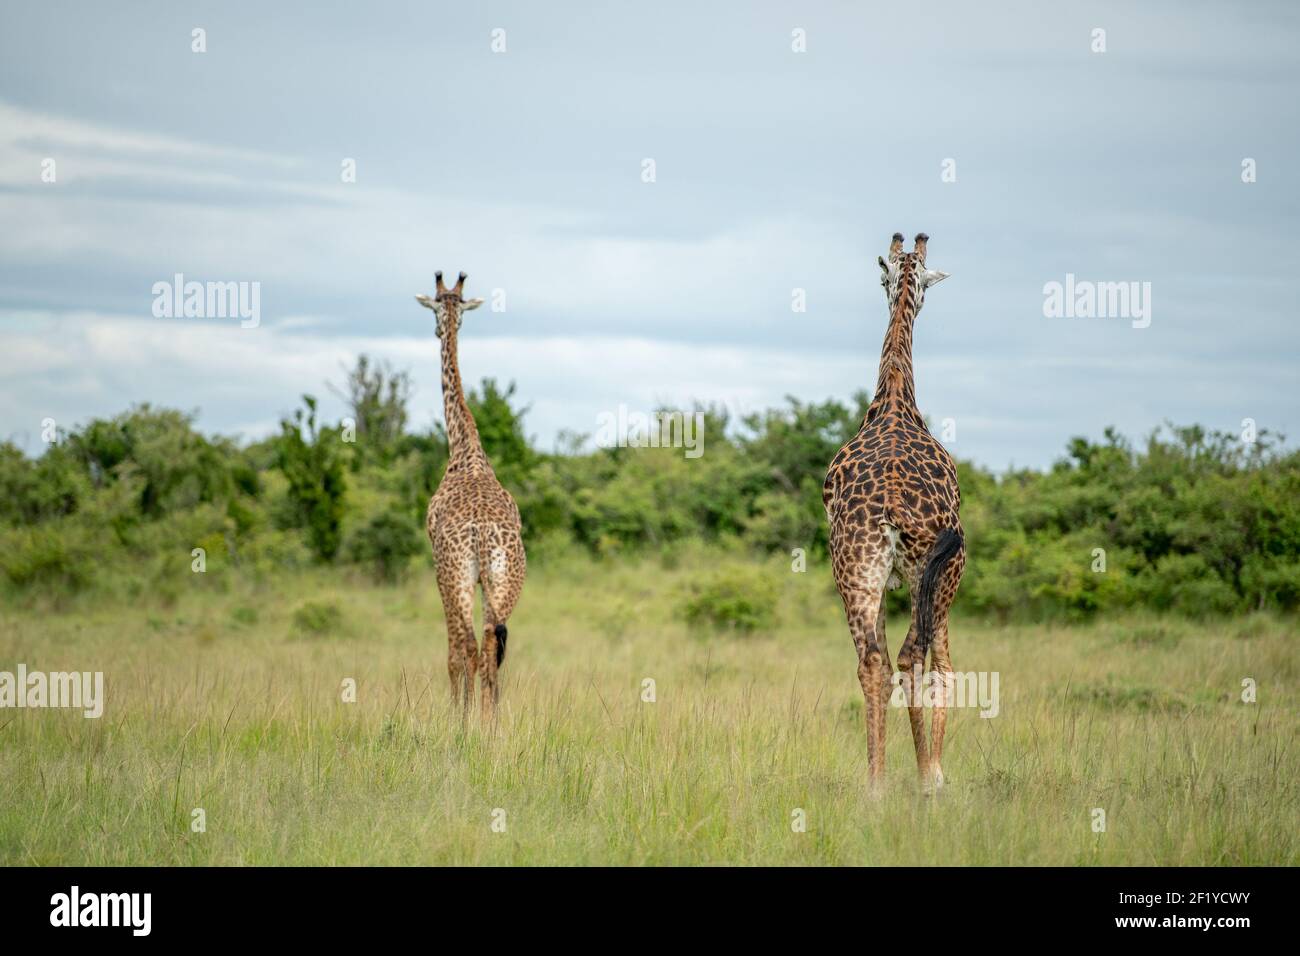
0 548 1294 865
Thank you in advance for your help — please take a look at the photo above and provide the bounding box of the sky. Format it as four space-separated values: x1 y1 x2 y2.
1 1 1296 469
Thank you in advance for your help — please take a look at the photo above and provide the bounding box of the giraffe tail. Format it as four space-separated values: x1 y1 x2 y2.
493 623 508 667
477 531 511 668
916 528 963 657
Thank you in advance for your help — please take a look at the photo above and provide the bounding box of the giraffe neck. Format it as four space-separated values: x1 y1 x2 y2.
869 274 923 421
439 323 488 470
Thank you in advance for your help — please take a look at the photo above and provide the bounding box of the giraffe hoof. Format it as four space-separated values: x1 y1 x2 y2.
921 767 945 796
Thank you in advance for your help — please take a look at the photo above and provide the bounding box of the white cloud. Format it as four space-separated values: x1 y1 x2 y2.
0 100 865 342
5 310 1291 470
1 311 871 447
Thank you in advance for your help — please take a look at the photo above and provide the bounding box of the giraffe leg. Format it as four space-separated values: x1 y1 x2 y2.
445 625 464 707
462 623 479 716
846 588 889 792
927 617 953 793
873 600 894 776
921 547 964 793
479 623 499 722
439 581 477 719
896 608 931 788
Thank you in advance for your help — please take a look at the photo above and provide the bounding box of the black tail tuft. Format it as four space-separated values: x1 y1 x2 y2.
494 623 508 668
916 529 963 658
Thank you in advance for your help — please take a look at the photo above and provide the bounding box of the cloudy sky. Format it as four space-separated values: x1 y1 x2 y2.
1 1 1296 468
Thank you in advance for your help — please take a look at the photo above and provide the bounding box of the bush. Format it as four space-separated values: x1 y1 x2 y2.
742 483 824 554
0 525 97 594
1066 682 1188 713
231 606 259 626
67 405 244 517
277 396 347 562
0 442 87 525
346 510 423 583
329 354 412 462
292 600 344 637
1138 553 1240 615
679 566 778 634
3 375 1299 626
1240 555 1300 611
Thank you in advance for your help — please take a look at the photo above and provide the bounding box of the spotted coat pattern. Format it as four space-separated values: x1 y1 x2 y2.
416 272 526 721
823 234 965 792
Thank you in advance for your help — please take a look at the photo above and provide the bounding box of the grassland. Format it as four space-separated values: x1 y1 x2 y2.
1 547 1295 866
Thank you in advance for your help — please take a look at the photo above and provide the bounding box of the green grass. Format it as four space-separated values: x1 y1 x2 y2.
0 547 1295 865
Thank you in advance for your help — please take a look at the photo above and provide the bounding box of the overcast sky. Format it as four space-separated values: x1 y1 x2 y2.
1 1 1296 468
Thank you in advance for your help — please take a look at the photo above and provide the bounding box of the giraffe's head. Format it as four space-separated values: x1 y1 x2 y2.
878 233 949 314
414 271 484 337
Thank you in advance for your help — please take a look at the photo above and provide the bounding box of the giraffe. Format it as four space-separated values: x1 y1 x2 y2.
415 271 526 721
823 233 965 793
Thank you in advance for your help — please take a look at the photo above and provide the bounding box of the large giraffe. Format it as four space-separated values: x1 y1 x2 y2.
415 271 526 721
823 233 964 793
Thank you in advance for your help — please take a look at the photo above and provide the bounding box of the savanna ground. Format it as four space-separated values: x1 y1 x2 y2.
1 547 1294 866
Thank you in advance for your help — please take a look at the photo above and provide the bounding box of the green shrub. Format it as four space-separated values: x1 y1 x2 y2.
742 484 823 554
67 405 244 517
1240 555 1300 611
679 567 778 634
346 509 423 583
331 354 412 462
292 600 344 637
1066 682 1188 713
276 396 347 562
0 442 87 524
0 525 96 593
3 376 1299 626
231 606 259 626
1139 553 1240 615
1112 622 1182 648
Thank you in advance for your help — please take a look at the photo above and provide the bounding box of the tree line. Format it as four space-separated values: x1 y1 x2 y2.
2 357 1297 620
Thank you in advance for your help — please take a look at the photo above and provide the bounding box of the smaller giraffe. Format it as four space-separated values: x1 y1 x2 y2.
416 271 526 722
823 233 964 794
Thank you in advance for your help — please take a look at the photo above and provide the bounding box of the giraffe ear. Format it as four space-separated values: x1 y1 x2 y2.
461 298 485 311
923 269 950 289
